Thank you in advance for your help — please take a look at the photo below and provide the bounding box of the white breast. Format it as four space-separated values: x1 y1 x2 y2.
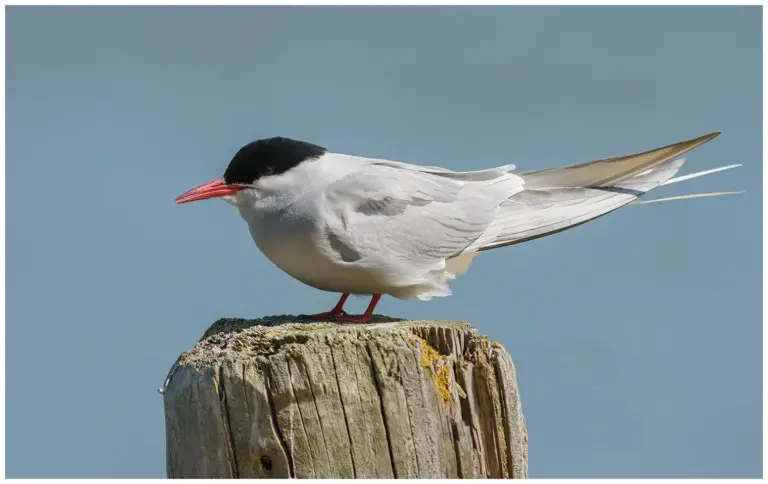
247 214 401 294
232 157 388 294
230 153 463 299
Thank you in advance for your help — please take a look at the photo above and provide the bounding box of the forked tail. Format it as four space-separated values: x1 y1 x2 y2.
629 164 743 205
466 133 743 252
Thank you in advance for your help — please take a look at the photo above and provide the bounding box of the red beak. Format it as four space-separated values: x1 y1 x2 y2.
175 178 249 204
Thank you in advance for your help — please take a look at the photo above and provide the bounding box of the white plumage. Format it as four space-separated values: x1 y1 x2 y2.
223 132 739 303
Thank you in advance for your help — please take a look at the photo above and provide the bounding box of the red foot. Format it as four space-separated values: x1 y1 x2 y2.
304 293 382 324
331 293 382 324
304 293 350 320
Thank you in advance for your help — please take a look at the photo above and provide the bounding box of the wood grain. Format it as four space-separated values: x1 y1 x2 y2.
163 316 528 479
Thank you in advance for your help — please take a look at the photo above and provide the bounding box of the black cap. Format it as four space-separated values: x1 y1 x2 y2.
223 137 327 185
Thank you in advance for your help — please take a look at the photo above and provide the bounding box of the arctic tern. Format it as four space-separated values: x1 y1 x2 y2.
176 133 741 322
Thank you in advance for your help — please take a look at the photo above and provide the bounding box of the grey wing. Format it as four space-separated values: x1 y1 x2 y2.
521 132 719 188
465 132 724 251
465 156 687 252
323 161 524 268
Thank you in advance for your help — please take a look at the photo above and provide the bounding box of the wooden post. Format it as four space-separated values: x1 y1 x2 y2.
162 316 528 478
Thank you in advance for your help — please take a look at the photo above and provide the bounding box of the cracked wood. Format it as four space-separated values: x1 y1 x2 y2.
163 316 528 478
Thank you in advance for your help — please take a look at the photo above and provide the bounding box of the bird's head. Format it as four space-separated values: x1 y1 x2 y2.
175 136 327 206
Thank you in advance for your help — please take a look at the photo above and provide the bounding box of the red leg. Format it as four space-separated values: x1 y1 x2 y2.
306 293 350 320
333 294 382 323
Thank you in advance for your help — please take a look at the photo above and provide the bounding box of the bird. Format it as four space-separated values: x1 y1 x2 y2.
176 133 741 323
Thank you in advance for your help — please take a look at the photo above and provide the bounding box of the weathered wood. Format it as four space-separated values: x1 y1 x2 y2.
163 316 528 479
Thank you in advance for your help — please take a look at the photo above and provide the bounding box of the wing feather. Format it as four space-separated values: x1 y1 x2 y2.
324 162 523 266
521 132 719 188
466 157 686 251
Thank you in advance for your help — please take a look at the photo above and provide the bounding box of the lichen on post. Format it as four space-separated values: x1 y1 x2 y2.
162 316 528 479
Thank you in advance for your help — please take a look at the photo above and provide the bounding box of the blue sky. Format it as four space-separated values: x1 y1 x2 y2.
6 6 761 478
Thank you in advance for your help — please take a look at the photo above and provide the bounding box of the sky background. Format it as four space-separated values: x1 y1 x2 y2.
6 6 761 478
